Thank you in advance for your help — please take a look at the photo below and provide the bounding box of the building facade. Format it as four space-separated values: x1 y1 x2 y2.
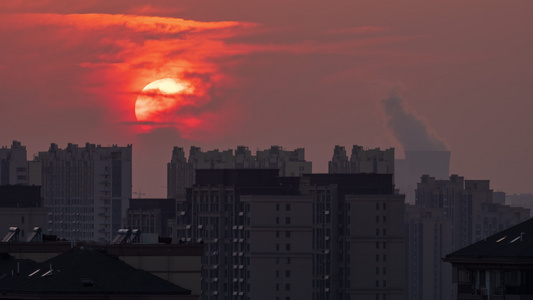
405 175 530 300
33 143 132 242
167 146 312 199
172 169 405 300
0 141 29 185
328 145 394 176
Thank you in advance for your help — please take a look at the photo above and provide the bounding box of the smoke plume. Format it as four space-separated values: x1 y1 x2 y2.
382 90 447 151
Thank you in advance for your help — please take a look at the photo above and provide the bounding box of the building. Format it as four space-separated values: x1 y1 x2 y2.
405 175 530 300
444 218 533 299
172 169 405 300
0 141 28 185
33 143 132 242
328 145 394 176
507 193 533 217
127 198 176 238
167 146 312 199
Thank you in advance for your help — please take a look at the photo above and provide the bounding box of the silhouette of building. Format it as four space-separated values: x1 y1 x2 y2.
444 218 533 299
172 169 405 300
32 143 132 242
167 146 312 199
405 175 529 300
328 145 394 176
506 193 533 217
0 141 28 185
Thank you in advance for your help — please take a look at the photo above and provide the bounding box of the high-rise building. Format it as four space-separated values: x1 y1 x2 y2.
172 169 404 300
328 145 394 176
167 146 312 199
405 175 529 300
33 143 132 242
0 140 29 185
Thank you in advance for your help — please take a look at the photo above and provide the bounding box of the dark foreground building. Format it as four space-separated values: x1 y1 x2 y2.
0 248 195 300
172 169 405 300
444 218 533 300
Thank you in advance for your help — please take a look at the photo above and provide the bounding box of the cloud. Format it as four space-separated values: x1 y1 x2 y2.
382 89 448 151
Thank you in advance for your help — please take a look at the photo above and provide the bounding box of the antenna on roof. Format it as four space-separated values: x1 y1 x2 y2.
521 232 525 242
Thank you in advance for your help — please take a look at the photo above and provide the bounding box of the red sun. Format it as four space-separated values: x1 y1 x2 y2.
134 78 195 125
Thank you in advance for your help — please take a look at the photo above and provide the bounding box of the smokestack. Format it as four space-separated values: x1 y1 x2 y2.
382 90 447 151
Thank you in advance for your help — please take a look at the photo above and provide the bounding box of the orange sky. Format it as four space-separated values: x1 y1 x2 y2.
1 0 532 197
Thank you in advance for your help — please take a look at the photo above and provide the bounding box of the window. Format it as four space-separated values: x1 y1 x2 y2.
286 204 291 211
383 229 387 236
383 280 386 287
276 257 280 264
376 242 379 249
376 254 379 262
276 244 280 251
286 217 291 225
276 283 279 291
286 231 291 238
376 216 379 223
276 231 279 237
383 254 387 262
285 270 291 277
383 216 387 223
383 242 387 248
286 257 291 264
376 203 379 210
21 216 24 224
376 280 379 287
285 283 290 291
376 267 379 275
376 228 380 236
383 267 386 275
276 270 279 278
276 203 280 211
383 203 387 210
285 244 291 251
276 217 279 224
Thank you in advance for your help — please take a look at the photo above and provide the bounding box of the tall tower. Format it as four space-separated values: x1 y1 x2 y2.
34 143 132 242
0 140 29 185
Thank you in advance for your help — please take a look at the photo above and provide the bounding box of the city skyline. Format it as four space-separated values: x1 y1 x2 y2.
1 1 532 197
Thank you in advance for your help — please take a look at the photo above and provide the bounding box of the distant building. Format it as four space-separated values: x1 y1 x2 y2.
33 143 132 242
172 169 405 300
444 218 533 299
506 193 533 217
167 146 312 199
328 145 394 176
405 175 529 300
0 141 28 185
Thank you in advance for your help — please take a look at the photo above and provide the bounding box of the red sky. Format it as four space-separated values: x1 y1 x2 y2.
1 0 532 197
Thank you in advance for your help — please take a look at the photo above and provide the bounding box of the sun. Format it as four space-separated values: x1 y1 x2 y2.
134 78 194 123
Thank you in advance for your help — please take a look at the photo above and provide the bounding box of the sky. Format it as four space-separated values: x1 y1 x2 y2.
1 0 532 198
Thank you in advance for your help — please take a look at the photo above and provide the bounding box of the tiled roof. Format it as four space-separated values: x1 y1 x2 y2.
0 248 191 296
445 218 533 261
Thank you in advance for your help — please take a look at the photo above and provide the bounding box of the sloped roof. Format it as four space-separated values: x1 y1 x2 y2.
445 218 533 262
0 248 191 296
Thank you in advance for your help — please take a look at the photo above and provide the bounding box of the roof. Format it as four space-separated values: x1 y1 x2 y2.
444 218 533 263
0 248 191 296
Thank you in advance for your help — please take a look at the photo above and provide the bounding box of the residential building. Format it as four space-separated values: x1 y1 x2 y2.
0 141 28 185
127 198 176 238
405 175 529 300
172 169 404 300
167 146 312 199
33 143 132 242
328 145 394 176
444 218 533 299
